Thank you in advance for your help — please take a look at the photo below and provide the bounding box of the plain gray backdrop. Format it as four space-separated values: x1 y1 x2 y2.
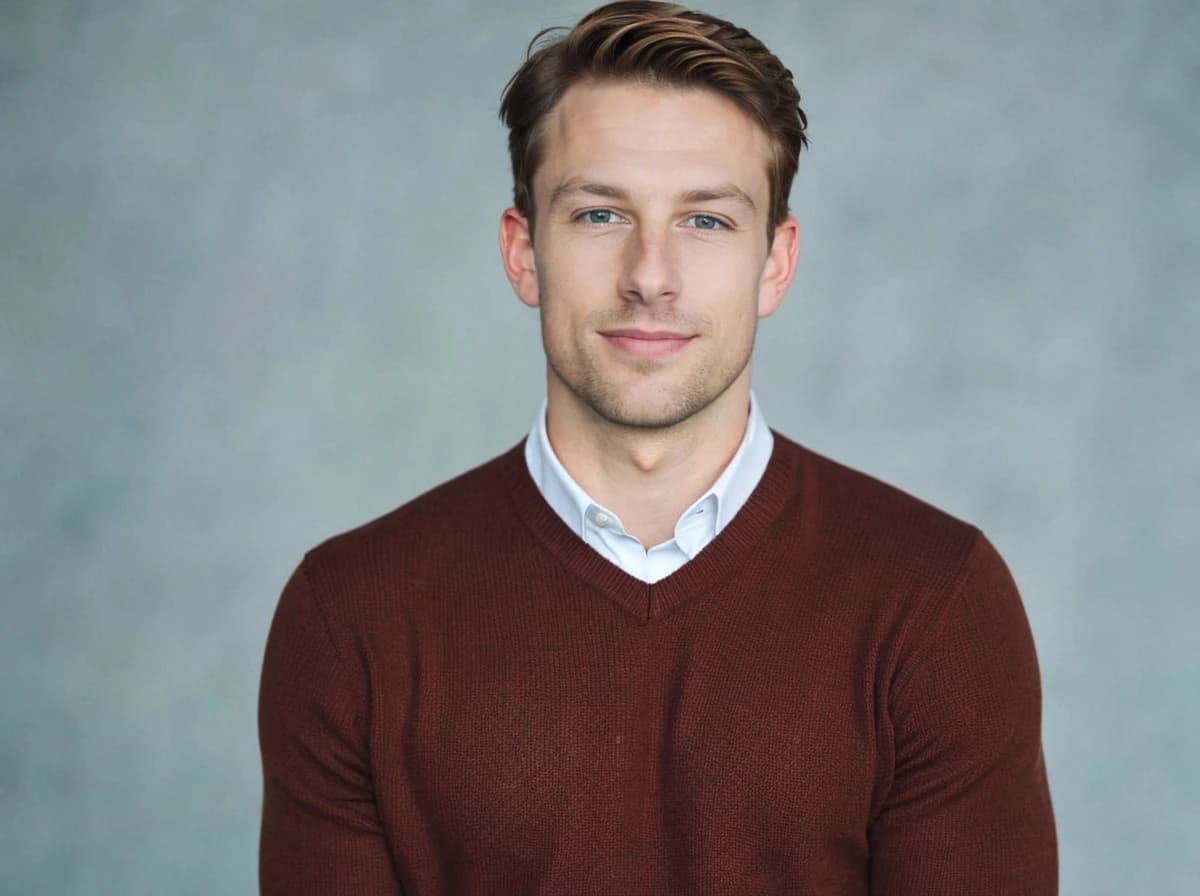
2 0 1197 893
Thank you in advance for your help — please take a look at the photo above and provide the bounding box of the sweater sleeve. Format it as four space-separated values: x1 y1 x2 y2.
869 531 1058 894
258 560 404 896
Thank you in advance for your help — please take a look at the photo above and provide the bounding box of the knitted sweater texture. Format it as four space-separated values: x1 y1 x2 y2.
259 434 1057 894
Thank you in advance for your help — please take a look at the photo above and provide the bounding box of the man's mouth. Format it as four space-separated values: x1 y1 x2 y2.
599 329 695 358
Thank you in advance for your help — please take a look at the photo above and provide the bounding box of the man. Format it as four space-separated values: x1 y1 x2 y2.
258 2 1057 893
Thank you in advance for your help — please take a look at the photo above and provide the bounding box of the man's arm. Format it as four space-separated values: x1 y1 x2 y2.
258 561 404 895
869 531 1058 894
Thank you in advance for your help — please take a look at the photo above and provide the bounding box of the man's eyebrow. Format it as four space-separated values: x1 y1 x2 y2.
679 184 757 213
548 178 758 215
548 179 629 209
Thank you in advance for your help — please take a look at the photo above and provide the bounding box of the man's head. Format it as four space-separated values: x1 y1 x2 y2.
500 1 807 239
498 2 807 431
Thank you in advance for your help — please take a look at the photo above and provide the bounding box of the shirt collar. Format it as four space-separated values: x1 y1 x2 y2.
523 393 774 547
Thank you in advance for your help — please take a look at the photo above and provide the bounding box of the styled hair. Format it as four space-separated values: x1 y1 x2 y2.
499 1 808 236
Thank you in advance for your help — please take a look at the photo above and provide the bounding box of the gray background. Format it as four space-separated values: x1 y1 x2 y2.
2 0 1197 893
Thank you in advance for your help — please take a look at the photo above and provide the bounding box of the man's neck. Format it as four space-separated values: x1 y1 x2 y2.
544 375 752 548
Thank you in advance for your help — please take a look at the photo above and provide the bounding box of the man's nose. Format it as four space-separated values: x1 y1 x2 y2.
617 226 680 304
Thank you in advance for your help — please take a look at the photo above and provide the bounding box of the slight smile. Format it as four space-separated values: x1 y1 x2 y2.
599 329 696 358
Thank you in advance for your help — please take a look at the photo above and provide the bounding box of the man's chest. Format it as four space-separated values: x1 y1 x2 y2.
367 597 881 888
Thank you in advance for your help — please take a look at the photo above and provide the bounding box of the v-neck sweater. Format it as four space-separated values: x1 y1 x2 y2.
259 434 1057 895
522 392 774 583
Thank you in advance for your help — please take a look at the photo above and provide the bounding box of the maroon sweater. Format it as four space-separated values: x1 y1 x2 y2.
259 434 1056 894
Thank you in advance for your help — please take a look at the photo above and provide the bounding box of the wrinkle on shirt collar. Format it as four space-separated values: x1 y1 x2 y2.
524 393 774 555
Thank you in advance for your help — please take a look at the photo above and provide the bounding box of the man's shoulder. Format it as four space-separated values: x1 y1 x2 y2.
772 434 1019 653
301 441 526 577
773 432 983 567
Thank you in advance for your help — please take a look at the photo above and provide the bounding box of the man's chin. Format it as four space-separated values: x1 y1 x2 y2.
584 391 712 431
548 357 734 432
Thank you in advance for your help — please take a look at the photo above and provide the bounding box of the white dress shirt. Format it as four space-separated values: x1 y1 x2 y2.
523 393 775 583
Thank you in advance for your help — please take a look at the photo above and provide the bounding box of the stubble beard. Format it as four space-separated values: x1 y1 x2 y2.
540 303 755 432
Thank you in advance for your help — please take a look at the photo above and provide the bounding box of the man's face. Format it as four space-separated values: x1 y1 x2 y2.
501 81 797 430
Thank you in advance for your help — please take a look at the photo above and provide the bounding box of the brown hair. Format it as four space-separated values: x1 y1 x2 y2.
499 1 808 237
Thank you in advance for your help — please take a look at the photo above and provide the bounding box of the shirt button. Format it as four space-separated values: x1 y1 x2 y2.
593 512 610 528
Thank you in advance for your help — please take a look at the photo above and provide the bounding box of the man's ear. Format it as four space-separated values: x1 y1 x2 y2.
757 215 800 318
499 208 539 308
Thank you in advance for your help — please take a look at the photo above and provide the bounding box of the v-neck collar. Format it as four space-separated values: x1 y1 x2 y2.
501 433 802 623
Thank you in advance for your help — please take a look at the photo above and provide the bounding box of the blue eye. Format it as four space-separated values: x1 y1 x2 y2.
688 214 724 230
579 209 619 225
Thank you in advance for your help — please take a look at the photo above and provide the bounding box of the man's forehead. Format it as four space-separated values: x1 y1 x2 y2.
534 81 772 202
547 80 765 144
